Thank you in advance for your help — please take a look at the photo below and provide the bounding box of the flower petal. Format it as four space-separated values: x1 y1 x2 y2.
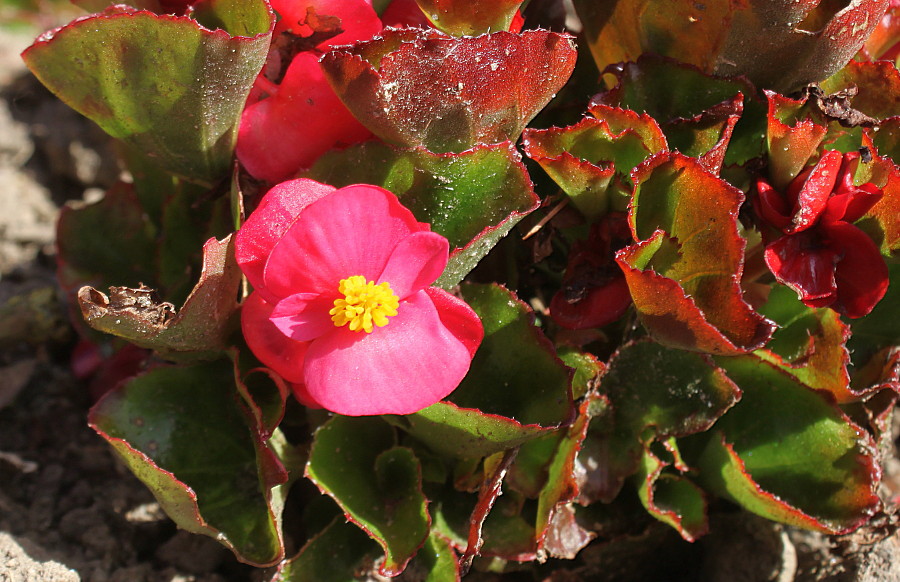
303 290 473 415
824 222 890 318
378 231 449 299
787 150 842 233
241 291 309 384
236 52 373 183
822 183 883 225
270 0 382 46
270 292 338 341
423 287 484 358
764 231 838 307
755 178 792 231
550 275 632 330
263 185 428 298
235 178 335 301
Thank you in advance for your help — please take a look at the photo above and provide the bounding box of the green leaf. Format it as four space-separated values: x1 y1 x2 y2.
635 446 708 542
764 90 827 191
755 285 856 402
535 397 594 558
700 356 881 533
56 181 157 293
414 0 524 36
305 416 429 577
578 340 740 503
398 532 461 582
302 141 539 288
522 106 666 220
88 360 286 566
273 517 380 582
23 2 273 184
618 152 775 354
77 235 241 360
848 262 900 368
821 60 900 120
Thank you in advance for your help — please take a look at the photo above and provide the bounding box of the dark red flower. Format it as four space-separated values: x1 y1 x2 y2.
755 150 888 318
550 213 633 329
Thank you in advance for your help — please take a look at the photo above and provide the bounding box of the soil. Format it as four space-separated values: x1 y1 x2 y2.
1 20 900 582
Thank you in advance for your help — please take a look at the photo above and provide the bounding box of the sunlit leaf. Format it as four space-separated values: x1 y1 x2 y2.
23 1 273 184
89 359 287 566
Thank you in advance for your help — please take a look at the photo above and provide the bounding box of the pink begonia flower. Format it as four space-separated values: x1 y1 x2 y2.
236 0 384 183
755 150 888 318
235 179 484 416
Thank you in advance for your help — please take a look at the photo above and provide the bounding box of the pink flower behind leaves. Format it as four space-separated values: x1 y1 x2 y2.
236 0 383 183
235 179 483 416
755 150 889 318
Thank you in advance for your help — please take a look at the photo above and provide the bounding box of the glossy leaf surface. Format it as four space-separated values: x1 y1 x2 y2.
89 360 286 566
23 1 273 184
700 357 881 533
305 416 429 576
574 0 890 92
618 153 775 354
321 28 577 152
414 0 523 35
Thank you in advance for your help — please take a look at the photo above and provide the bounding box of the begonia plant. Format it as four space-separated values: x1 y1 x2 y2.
21 0 900 579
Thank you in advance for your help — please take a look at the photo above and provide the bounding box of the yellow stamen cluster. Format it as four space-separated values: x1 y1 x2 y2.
329 275 399 333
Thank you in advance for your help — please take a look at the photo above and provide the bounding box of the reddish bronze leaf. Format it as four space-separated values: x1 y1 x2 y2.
320 28 577 152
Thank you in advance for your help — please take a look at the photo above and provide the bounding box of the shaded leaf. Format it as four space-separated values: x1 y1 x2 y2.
303 141 539 288
56 181 157 293
636 446 708 542
23 1 273 184
89 359 287 566
700 356 881 533
619 153 776 354
321 28 577 152
305 416 429 577
78 235 241 360
535 397 594 557
578 340 740 503
273 517 381 582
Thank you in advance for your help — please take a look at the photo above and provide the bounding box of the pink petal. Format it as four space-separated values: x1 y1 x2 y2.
263 185 428 298
241 292 309 384
235 179 335 301
787 150 842 233
764 231 838 307
303 290 474 415
270 0 382 46
236 52 373 183
423 287 484 358
288 381 323 409
378 231 449 299
270 292 338 341
824 222 890 318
